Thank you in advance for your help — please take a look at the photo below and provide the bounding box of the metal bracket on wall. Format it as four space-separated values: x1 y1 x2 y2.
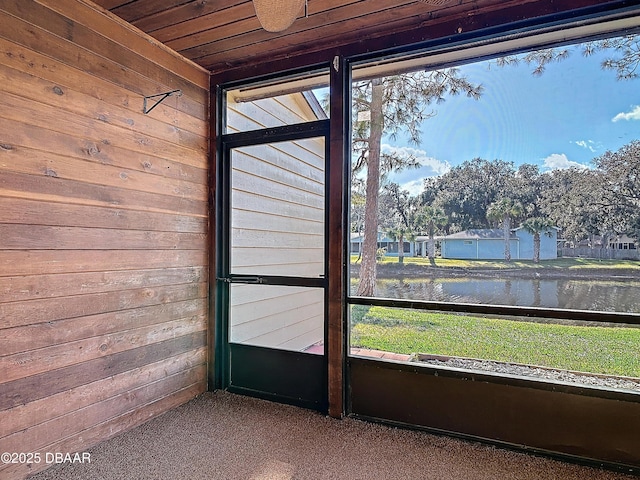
143 89 182 114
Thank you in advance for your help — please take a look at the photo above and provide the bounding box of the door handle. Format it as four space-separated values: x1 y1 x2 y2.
217 276 263 284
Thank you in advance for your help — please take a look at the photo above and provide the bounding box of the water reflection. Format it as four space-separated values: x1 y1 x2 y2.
374 277 640 313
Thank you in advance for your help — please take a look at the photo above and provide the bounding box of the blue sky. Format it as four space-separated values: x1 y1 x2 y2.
385 44 640 195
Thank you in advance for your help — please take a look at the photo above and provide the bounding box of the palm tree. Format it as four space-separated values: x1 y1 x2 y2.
416 206 447 259
521 217 555 263
386 225 415 264
487 198 523 262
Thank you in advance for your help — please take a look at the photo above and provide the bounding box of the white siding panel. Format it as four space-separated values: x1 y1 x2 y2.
231 249 323 277
246 316 323 351
232 229 324 249
226 91 326 352
233 147 324 190
232 193 324 223
277 326 324 351
230 285 324 350
232 209 323 235
231 302 321 341
226 92 323 133
232 170 323 210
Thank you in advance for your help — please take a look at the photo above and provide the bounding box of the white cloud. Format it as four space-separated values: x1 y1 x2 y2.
400 179 426 196
612 105 640 122
542 153 588 171
573 140 597 153
381 144 451 176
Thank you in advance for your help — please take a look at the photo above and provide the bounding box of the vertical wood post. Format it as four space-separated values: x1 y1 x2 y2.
327 54 347 418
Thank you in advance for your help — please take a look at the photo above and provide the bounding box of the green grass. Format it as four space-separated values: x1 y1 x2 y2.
351 255 640 271
351 305 640 378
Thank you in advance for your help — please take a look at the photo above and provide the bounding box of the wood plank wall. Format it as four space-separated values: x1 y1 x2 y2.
0 1 210 478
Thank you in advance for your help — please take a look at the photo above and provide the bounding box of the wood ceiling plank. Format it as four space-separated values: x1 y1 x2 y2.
184 0 444 64
209 0 610 77
151 3 256 44
91 0 131 9
173 0 424 57
90 0 626 74
198 0 540 72
112 0 195 22
164 0 355 53
133 0 249 33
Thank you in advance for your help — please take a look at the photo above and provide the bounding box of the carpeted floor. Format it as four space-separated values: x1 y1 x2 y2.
31 391 637 480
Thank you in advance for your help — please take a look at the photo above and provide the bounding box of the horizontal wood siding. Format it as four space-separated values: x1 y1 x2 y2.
227 95 324 351
0 1 209 479
230 285 324 351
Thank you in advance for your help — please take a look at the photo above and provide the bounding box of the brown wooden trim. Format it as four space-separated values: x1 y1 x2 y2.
207 77 219 391
1 0 208 103
327 55 346 418
0 61 207 146
0 318 206 384
0 268 206 303
0 91 206 168
1 300 207 355
0 10 206 120
0 117 207 186
0 225 206 250
0 36 207 137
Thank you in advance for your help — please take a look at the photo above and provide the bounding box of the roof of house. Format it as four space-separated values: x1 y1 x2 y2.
442 229 518 240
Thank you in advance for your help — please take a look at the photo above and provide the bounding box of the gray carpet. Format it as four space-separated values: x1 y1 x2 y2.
31 391 636 480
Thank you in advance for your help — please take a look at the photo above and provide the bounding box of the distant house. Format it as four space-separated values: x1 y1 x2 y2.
350 232 415 257
608 234 638 251
441 227 559 261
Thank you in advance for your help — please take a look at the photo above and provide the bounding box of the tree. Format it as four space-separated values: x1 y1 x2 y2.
521 217 555 263
593 140 640 243
428 158 518 231
495 34 640 248
353 70 483 296
416 205 448 259
487 198 523 262
494 34 640 80
386 225 415 264
511 164 543 218
380 183 419 265
537 168 608 247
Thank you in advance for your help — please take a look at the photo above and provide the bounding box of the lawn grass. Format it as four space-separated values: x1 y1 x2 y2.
351 255 640 271
351 305 640 378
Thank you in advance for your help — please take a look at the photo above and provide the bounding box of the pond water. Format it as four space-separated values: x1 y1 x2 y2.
373 276 640 313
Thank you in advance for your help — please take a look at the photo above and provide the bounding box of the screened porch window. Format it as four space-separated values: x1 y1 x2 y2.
348 18 640 393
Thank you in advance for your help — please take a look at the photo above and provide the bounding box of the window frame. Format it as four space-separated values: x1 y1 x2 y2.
345 17 640 371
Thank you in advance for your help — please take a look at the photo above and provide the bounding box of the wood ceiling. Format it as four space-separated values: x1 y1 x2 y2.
90 0 520 74
93 0 622 75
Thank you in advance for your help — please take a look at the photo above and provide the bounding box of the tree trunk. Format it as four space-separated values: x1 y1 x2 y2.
428 223 435 259
356 79 384 296
533 233 541 263
503 216 511 262
398 234 404 264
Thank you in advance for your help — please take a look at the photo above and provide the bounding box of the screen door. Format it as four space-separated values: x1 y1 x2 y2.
219 121 329 411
